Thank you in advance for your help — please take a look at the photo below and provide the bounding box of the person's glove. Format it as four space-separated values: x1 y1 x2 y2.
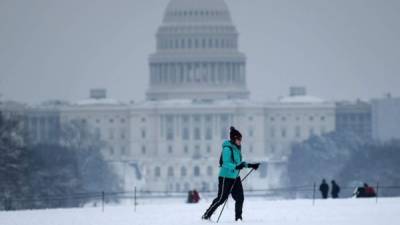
235 162 246 170
248 163 260 170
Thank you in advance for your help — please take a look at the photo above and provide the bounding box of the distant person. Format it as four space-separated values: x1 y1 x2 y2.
331 180 340 199
319 179 329 199
187 191 195 203
192 189 200 203
355 183 376 198
364 183 377 197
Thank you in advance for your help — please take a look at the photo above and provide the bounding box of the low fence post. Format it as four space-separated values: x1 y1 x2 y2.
312 182 316 206
102 191 105 212
376 182 379 204
134 186 137 212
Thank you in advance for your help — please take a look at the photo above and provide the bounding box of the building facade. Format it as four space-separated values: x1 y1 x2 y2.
335 100 372 140
126 0 335 191
371 95 400 142
0 0 338 192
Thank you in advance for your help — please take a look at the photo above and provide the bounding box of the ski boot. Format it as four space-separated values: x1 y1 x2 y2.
202 214 211 221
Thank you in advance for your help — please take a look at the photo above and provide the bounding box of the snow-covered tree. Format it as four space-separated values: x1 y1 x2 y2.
339 140 400 196
59 119 120 193
288 131 366 188
0 112 29 209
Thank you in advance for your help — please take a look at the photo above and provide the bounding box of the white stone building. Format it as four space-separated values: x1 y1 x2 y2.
123 0 335 191
0 0 336 192
371 94 400 142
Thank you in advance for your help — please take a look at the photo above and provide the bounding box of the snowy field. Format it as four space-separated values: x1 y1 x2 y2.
1 197 399 225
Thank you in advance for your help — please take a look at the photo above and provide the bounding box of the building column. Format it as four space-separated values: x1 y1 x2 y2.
239 63 245 83
179 63 184 84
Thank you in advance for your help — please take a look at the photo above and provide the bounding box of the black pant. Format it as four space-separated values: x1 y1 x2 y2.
203 176 244 219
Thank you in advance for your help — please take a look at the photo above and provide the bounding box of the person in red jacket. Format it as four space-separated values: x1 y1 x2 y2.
192 189 200 203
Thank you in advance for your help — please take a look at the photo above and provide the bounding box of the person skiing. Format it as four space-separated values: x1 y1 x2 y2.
319 179 329 199
202 126 260 221
331 180 340 199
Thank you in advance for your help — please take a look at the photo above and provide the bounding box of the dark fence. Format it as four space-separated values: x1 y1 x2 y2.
1 183 400 212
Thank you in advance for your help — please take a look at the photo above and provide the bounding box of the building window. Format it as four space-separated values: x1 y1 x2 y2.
184 145 189 154
141 129 146 139
193 145 201 159
281 128 286 138
95 127 101 139
194 127 201 140
205 127 212 140
181 39 185 48
270 117 275 122
181 167 187 177
281 116 286 122
120 130 126 139
96 119 101 123
121 118 126 123
166 127 174 140
166 115 174 140
249 127 254 137
182 127 190 140
295 126 301 138
168 167 174 177
309 116 314 121
309 127 315 136
194 166 200 177
155 167 161 177
168 145 173 154
109 129 114 140
141 146 146 154
193 115 201 122
188 39 192 48
270 144 276 154
109 118 114 123
320 116 325 121
206 145 211 153
121 146 126 156
110 147 114 155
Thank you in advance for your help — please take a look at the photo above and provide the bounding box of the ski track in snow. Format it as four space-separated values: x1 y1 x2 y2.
0 197 399 225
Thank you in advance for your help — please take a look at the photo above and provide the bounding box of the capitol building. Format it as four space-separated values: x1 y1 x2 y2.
1 0 336 192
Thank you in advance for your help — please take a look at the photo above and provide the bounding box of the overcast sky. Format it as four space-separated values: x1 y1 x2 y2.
0 0 399 104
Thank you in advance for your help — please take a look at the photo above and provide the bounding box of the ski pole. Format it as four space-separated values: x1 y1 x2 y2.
216 168 255 223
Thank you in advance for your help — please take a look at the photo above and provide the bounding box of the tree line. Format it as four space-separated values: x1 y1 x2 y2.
288 131 400 197
0 112 120 210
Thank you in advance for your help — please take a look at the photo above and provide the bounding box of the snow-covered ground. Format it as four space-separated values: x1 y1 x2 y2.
1 197 399 225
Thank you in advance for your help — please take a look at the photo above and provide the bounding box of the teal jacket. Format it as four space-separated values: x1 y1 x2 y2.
218 140 248 179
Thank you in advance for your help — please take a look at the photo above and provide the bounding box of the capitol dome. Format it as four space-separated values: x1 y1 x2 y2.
146 0 249 101
163 0 232 24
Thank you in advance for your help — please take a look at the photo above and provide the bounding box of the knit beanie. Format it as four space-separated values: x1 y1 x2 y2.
230 126 242 141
